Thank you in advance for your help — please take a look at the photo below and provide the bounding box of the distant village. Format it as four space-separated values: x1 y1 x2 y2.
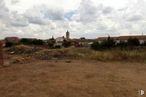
1 30 146 49
0 31 96 48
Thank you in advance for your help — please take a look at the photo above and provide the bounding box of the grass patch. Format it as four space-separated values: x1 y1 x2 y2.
5 45 146 62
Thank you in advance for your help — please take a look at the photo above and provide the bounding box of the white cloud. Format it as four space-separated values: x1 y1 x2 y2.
0 0 146 39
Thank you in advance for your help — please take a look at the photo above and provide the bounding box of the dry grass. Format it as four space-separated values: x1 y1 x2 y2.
1 46 146 97
0 60 146 97
89 50 146 62
5 45 146 62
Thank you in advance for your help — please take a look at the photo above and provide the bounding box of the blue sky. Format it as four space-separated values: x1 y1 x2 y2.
0 0 146 39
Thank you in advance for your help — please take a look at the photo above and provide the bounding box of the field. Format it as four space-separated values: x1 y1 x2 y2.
0 45 146 97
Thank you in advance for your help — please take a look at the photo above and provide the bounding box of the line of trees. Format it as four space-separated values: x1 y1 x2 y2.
91 37 146 50
5 38 72 48
20 38 44 45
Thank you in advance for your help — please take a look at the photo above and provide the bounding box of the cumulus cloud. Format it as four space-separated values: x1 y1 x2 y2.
102 7 113 14
24 5 65 25
0 0 9 20
10 13 29 27
72 0 100 23
127 14 143 22
0 0 146 39
11 0 19 4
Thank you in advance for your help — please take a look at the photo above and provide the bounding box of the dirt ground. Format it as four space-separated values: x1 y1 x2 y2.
0 58 146 97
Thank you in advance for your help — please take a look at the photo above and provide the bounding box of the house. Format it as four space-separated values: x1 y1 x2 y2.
118 36 146 44
5 37 20 44
72 38 95 47
55 36 65 47
55 30 71 47
97 35 146 44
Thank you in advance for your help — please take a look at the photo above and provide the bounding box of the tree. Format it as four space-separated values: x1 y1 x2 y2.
101 36 115 49
91 41 101 50
47 39 56 48
116 41 127 49
20 38 30 45
32 39 44 45
62 40 71 48
20 38 44 45
127 38 140 46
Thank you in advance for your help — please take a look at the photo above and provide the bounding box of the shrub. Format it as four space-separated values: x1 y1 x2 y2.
5 42 15 47
20 38 44 45
91 36 116 50
127 38 140 46
62 40 71 48
91 41 102 50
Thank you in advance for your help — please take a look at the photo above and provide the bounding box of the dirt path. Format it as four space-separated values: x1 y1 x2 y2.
0 60 146 97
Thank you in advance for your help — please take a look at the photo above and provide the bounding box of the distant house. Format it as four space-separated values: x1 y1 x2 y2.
5 37 20 44
55 30 71 47
118 36 146 44
97 35 146 44
72 38 95 47
55 36 65 47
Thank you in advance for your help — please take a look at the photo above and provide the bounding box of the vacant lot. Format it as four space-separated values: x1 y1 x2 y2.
0 58 146 97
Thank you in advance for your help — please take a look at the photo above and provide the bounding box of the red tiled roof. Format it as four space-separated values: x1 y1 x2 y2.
97 35 146 41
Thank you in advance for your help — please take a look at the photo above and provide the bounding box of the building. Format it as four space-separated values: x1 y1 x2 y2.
55 30 70 47
97 35 146 44
72 38 95 47
5 37 20 44
55 36 65 47
66 30 70 40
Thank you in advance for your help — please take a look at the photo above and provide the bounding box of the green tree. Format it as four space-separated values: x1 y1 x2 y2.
101 36 115 49
127 38 140 46
91 41 101 50
62 40 71 48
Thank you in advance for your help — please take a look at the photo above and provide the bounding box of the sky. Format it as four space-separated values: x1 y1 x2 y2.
0 0 146 39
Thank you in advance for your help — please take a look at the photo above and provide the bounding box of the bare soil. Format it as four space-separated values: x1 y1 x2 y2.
0 57 146 97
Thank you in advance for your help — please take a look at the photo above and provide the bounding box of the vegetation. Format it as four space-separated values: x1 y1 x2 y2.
127 38 140 46
62 39 72 48
91 36 144 50
5 42 15 47
20 38 44 45
91 37 116 50
5 45 146 62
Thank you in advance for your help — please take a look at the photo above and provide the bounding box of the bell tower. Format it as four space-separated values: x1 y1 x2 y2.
66 30 70 40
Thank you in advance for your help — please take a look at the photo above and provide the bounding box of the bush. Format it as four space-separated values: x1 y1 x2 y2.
91 41 102 50
91 36 115 50
116 41 127 49
62 40 71 48
20 38 44 45
5 42 15 47
127 38 140 46
101 37 115 49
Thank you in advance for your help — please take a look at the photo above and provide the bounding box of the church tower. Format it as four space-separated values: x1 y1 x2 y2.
66 30 70 40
